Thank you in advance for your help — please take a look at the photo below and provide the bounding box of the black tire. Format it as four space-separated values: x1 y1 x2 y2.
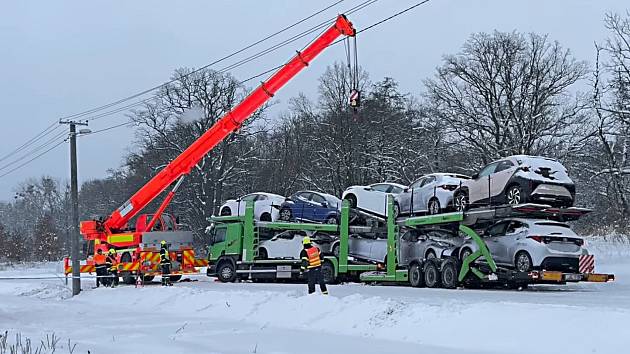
279 207 292 221
393 202 401 219
423 259 441 288
216 260 237 283
260 212 272 222
514 251 533 273
428 198 441 215
170 275 182 282
345 194 357 208
460 247 473 262
506 184 524 205
257 248 268 260
409 263 425 288
425 250 436 260
454 192 468 211
321 261 336 284
441 258 459 289
120 252 135 284
220 207 231 216
142 275 154 282
326 215 338 224
332 244 340 258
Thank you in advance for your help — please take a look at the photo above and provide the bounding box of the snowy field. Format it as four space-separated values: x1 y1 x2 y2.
1 239 628 354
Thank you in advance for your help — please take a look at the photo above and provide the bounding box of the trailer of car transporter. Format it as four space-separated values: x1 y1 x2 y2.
205 196 614 288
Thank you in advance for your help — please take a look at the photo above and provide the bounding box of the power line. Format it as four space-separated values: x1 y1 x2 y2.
1 0 428 179
0 139 67 179
0 129 68 172
80 0 379 124
60 0 351 121
0 122 59 163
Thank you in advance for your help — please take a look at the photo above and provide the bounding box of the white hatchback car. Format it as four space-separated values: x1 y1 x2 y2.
219 192 285 221
258 230 338 259
342 182 408 217
395 173 470 216
459 218 587 273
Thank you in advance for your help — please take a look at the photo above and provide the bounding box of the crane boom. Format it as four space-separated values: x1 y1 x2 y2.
89 15 355 237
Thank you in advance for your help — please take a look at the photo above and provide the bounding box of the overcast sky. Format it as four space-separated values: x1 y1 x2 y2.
0 0 627 201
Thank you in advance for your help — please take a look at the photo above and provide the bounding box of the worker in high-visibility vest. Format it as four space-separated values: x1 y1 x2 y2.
105 249 119 288
94 249 107 288
300 237 328 295
160 240 172 286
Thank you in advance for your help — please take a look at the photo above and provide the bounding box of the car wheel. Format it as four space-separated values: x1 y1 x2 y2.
454 192 468 211
260 212 272 222
423 259 441 288
506 185 523 205
220 207 231 216
441 258 459 289
332 244 340 258
409 263 425 288
257 248 268 260
460 247 473 262
279 207 292 221
321 261 336 284
393 202 401 219
345 194 357 208
217 260 237 282
326 215 338 224
514 251 533 273
142 275 154 282
428 198 441 215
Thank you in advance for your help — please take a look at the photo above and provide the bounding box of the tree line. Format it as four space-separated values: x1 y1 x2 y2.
1 12 629 261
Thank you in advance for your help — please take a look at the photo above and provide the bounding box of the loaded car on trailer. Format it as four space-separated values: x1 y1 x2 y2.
453 155 575 211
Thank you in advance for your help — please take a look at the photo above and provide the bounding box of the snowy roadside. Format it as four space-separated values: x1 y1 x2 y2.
1 239 629 354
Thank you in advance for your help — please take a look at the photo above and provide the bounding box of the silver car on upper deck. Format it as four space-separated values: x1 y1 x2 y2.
395 173 470 216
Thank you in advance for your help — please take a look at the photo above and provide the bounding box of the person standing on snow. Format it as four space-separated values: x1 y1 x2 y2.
160 240 172 286
94 248 107 288
105 249 119 288
300 237 328 295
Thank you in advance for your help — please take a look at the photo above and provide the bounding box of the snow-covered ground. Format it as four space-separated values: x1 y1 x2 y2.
1 240 628 354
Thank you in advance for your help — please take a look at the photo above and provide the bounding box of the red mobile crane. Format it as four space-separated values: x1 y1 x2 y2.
71 15 356 283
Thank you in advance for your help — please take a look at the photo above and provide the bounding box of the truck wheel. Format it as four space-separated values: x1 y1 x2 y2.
121 252 135 284
409 263 425 288
423 259 441 288
441 258 459 289
217 260 237 283
142 275 154 282
169 275 182 282
322 261 336 284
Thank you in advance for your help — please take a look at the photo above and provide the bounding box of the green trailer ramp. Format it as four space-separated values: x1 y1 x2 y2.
358 196 499 285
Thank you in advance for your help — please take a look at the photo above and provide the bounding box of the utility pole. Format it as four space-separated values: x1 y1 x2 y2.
59 120 89 296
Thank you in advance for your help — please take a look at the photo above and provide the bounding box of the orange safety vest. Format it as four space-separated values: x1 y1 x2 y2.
94 254 106 265
306 247 321 268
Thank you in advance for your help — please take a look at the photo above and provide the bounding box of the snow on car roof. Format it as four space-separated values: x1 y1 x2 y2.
302 190 342 204
429 173 471 179
370 182 408 189
251 192 285 199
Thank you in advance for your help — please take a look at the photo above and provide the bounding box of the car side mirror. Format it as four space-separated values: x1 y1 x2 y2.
472 173 479 179
363 187 372 191
404 188 410 193
321 202 328 208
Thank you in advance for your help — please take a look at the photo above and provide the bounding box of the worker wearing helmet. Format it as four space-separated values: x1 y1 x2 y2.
105 249 119 287
160 240 172 286
300 236 328 295
94 249 107 288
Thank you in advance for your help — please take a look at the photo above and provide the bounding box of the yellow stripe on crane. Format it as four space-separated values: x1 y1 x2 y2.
107 234 135 244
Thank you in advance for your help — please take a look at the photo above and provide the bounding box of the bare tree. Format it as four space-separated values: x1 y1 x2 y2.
128 67 266 241
425 31 590 167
